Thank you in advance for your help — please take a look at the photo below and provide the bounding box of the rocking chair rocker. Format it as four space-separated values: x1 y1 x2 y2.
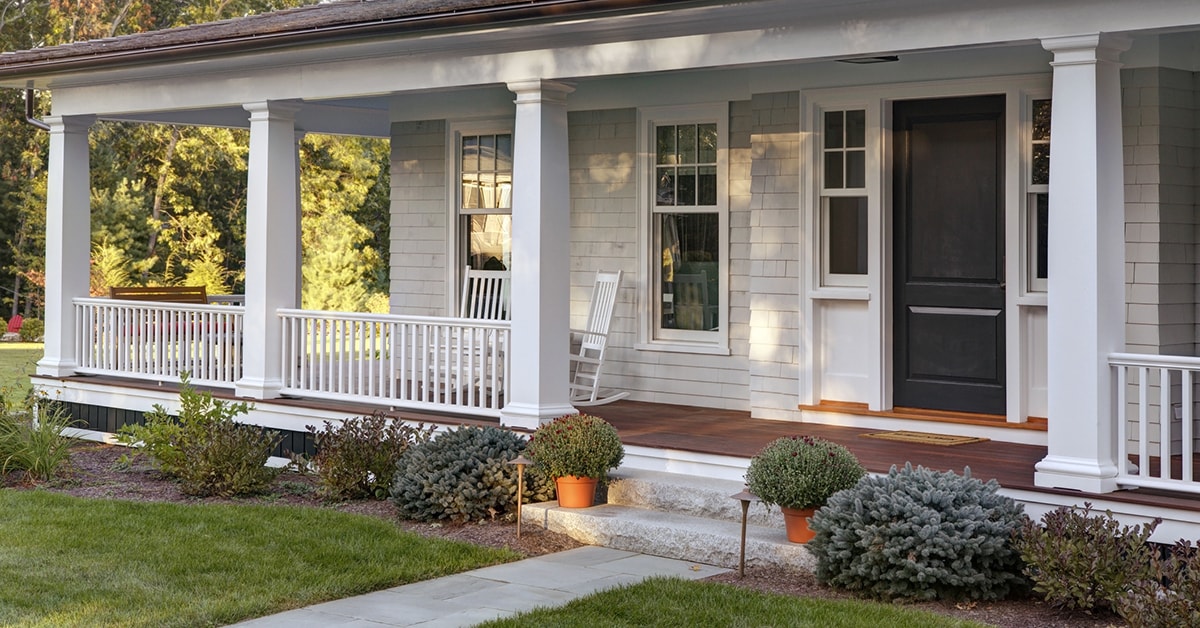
569 269 630 406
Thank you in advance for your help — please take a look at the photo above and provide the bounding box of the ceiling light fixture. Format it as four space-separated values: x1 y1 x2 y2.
837 55 900 65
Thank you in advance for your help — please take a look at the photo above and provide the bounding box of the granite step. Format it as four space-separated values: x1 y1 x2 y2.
605 468 783 529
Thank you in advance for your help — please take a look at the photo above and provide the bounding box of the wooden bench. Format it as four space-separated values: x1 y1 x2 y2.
109 286 208 304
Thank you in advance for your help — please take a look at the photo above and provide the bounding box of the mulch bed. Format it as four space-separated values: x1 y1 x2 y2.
4 442 1125 627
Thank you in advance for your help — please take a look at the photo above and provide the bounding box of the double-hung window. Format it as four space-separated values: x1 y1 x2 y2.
821 108 868 285
640 104 728 351
456 128 513 271
1028 97 1050 292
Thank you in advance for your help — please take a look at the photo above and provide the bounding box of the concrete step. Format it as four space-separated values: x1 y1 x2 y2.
606 468 783 529
521 501 813 572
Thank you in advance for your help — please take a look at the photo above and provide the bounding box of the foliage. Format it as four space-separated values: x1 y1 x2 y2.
116 376 281 497
809 463 1028 601
0 343 42 405
1014 503 1158 612
477 576 987 628
525 413 624 480
744 436 864 510
0 490 517 628
306 411 435 500
1115 539 1200 628
17 317 42 342
300 134 390 311
0 399 77 481
390 425 555 523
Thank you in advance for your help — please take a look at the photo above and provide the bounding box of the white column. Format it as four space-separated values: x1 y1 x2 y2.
500 80 577 429
1034 34 1130 493
236 101 301 399
37 115 95 377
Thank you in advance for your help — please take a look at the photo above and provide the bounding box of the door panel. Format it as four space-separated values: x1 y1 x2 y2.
893 95 1005 414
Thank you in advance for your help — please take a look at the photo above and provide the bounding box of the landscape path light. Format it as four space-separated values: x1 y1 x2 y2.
730 488 760 578
508 454 533 539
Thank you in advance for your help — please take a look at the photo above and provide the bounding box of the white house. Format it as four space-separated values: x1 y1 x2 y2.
2 0 1200 527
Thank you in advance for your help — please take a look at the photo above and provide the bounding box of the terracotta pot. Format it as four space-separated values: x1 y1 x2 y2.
555 475 599 508
780 506 817 543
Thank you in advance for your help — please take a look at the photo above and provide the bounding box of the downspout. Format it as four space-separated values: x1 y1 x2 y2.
24 89 48 131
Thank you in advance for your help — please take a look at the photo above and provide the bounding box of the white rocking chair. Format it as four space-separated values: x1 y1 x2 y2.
460 267 511 320
569 269 630 406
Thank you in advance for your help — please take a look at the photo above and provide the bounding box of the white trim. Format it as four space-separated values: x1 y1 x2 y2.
801 74 1052 418
636 102 730 355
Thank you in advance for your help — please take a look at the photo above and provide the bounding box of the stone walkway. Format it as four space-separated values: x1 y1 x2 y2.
229 546 728 627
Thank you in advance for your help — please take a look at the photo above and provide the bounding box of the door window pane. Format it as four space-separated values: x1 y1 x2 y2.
827 197 868 275
823 109 866 191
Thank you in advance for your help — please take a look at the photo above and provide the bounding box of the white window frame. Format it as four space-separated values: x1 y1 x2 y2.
635 103 729 354
818 107 872 288
447 119 513 314
1023 89 1052 294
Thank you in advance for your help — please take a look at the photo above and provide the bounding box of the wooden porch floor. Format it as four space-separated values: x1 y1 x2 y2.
61 375 1200 513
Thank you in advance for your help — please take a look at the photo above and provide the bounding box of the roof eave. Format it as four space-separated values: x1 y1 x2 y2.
0 0 712 83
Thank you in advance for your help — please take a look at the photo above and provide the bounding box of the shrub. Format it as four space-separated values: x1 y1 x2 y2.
116 377 282 497
306 412 435 500
18 319 43 342
0 400 78 482
525 413 623 479
1014 503 1158 612
390 425 554 522
744 436 864 510
808 463 1028 601
1115 539 1200 627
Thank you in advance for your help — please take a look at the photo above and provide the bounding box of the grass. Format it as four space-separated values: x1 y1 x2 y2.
0 343 41 407
0 490 520 628
478 576 985 628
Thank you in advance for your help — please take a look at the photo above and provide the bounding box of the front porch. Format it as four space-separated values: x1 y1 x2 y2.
43 370 1200 542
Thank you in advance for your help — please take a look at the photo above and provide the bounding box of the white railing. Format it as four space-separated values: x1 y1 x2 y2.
279 309 510 418
1111 352 1200 494
74 297 244 387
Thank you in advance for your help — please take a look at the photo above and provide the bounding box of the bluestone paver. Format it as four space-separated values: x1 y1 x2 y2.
228 546 728 628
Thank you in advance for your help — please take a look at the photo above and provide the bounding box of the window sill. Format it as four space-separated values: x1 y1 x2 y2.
1016 293 1047 307
634 341 731 356
809 287 870 301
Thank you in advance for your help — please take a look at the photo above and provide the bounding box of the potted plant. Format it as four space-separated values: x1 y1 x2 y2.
526 413 624 508
744 435 865 543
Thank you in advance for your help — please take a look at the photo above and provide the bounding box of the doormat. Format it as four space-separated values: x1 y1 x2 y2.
862 431 989 446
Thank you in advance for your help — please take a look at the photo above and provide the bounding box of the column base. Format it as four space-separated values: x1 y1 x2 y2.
500 401 579 430
1034 454 1120 494
235 377 283 400
36 358 77 378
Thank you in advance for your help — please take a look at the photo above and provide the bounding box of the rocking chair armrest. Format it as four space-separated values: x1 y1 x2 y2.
569 328 609 338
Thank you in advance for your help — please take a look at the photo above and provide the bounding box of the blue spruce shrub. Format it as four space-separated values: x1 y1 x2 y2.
390 425 555 522
808 463 1029 601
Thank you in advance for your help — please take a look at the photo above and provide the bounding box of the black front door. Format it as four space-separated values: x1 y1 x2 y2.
893 95 1005 415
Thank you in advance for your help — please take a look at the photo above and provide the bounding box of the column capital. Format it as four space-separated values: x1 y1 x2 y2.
1041 33 1131 65
43 114 96 134
506 79 575 105
243 100 302 122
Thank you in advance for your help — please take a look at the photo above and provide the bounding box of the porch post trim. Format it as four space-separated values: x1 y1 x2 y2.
1034 33 1130 494
500 79 578 430
236 100 302 399
37 114 96 377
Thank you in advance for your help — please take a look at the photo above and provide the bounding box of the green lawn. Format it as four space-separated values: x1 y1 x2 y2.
478 576 985 628
0 490 519 628
0 342 41 407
